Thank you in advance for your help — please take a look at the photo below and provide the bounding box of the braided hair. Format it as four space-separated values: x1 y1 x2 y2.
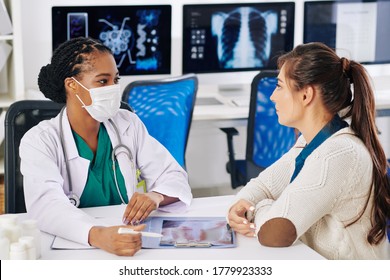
37 37 112 103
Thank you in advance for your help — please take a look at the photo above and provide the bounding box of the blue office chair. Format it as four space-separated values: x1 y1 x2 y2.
221 70 296 189
122 74 198 168
387 219 390 242
386 164 390 242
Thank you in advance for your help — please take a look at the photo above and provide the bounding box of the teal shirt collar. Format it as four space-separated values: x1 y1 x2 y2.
290 115 349 183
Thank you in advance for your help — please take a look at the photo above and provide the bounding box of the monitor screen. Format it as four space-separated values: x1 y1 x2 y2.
304 0 390 64
52 5 172 76
182 2 295 74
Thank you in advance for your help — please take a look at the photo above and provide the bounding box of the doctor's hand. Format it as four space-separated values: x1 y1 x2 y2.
88 224 145 256
122 192 164 225
227 199 256 237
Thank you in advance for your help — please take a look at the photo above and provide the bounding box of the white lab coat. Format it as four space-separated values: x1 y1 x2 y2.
20 108 192 245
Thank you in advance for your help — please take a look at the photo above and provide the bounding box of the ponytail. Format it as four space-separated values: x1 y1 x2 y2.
347 62 390 244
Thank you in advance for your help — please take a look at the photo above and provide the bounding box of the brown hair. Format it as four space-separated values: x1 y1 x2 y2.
278 42 390 244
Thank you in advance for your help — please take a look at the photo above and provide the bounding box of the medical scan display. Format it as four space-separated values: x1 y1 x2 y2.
52 5 172 75
304 0 390 65
182 2 295 74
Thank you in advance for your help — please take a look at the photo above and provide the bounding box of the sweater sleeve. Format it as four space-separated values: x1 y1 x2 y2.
253 135 372 240
230 131 372 243
231 144 298 207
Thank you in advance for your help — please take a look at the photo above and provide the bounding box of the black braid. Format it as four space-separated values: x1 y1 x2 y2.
37 37 112 103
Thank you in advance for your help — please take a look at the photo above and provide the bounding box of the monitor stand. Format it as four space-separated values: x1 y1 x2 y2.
217 83 250 97
217 84 251 107
196 83 251 107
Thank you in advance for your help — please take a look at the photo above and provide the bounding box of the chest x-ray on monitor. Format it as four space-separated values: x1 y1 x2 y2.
211 8 278 69
182 2 295 74
52 5 172 76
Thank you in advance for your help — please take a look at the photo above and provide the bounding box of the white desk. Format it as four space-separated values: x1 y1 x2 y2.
375 97 390 117
37 196 324 260
193 103 248 121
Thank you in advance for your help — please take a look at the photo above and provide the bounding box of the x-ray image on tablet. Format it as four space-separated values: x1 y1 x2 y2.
160 219 233 246
141 217 236 248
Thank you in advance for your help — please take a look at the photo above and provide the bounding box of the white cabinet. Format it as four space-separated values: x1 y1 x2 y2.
0 0 24 174
0 0 24 107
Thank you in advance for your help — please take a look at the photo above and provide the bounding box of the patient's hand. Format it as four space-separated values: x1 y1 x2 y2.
227 199 256 237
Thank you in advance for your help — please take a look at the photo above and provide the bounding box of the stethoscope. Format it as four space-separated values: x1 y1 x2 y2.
59 107 134 207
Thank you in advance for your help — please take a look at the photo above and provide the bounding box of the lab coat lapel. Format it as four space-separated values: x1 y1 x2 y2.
104 114 136 194
61 108 90 198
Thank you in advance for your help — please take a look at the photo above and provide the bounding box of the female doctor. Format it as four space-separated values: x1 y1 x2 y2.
19 37 192 256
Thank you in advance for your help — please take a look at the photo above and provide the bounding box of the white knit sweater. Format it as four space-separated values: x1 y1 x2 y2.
233 127 390 259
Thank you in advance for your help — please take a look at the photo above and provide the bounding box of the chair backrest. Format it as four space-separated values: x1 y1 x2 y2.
4 100 65 213
245 70 296 178
122 74 198 168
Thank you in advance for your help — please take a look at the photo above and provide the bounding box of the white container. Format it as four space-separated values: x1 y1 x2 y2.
0 215 21 243
9 242 27 260
18 236 36 260
0 214 18 226
21 219 41 259
0 228 10 260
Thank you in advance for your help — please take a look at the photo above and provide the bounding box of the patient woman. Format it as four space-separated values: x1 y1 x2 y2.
20 37 192 256
227 42 390 259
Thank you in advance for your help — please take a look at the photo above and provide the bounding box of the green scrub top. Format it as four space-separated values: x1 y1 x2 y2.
72 124 128 208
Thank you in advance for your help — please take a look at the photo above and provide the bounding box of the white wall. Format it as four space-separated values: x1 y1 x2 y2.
18 0 390 189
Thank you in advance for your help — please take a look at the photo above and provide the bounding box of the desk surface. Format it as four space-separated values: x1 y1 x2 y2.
37 196 325 260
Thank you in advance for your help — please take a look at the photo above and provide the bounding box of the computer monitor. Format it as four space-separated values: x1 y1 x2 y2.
182 2 295 91
304 0 390 65
52 5 172 76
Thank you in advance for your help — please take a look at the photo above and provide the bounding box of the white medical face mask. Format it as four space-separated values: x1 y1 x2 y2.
72 77 121 122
